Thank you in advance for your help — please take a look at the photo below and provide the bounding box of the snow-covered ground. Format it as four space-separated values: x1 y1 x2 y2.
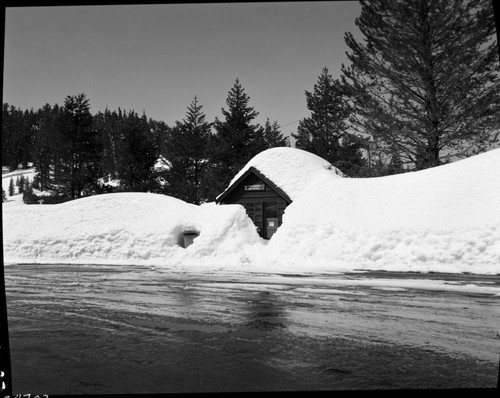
2 148 500 275
2 168 36 206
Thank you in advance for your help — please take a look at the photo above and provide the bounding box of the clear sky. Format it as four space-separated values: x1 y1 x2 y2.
3 2 362 137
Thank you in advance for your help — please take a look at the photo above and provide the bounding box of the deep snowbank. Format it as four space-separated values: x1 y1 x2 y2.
2 148 500 274
2 193 262 266
259 148 500 274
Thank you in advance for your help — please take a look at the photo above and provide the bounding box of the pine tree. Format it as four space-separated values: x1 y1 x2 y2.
208 79 265 199
293 67 365 176
115 110 158 192
17 175 25 194
148 119 172 194
21 108 37 169
2 104 13 169
93 107 163 193
93 107 125 185
22 178 35 204
162 96 212 204
8 178 15 196
262 119 288 148
58 93 101 198
34 104 60 191
2 104 25 171
342 0 500 170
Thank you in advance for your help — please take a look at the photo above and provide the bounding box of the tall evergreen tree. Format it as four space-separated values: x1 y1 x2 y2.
162 96 212 204
2 104 26 171
2 104 14 168
116 110 158 191
93 107 124 183
21 109 37 169
148 118 172 194
208 79 265 199
33 104 61 190
58 93 101 198
293 67 365 176
342 0 500 170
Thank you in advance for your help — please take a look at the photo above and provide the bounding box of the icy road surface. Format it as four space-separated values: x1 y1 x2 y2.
5 264 500 394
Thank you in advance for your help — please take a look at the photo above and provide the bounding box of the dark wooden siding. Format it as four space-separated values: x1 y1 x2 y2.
218 171 290 239
221 174 286 204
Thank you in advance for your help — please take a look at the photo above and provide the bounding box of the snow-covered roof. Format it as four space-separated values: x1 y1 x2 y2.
153 155 172 171
218 147 344 201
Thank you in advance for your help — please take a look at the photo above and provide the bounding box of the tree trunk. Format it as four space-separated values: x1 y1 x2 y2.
421 0 441 168
427 128 440 167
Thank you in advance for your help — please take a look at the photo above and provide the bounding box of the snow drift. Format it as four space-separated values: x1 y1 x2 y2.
2 193 262 266
2 147 500 274
259 149 500 274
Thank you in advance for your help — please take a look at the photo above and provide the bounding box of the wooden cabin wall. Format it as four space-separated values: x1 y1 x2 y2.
221 174 288 237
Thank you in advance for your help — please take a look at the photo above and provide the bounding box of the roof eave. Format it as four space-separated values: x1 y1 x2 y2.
216 166 292 204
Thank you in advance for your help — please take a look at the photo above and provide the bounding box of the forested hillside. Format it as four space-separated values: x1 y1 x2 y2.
2 81 288 205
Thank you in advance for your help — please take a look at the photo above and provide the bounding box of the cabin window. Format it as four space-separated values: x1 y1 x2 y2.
264 202 278 219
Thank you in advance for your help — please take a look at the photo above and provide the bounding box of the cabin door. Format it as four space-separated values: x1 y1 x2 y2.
263 202 278 239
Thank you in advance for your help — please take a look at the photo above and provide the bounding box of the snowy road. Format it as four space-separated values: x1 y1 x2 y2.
5 264 500 394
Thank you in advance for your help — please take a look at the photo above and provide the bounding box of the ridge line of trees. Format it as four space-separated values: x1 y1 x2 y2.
3 79 288 204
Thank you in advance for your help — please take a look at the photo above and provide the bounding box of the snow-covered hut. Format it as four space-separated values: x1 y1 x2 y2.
216 147 344 239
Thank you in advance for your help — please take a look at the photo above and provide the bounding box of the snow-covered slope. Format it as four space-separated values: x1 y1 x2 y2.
259 148 500 274
2 148 500 274
2 168 36 206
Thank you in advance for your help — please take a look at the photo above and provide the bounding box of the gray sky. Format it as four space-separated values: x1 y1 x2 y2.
3 2 362 136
